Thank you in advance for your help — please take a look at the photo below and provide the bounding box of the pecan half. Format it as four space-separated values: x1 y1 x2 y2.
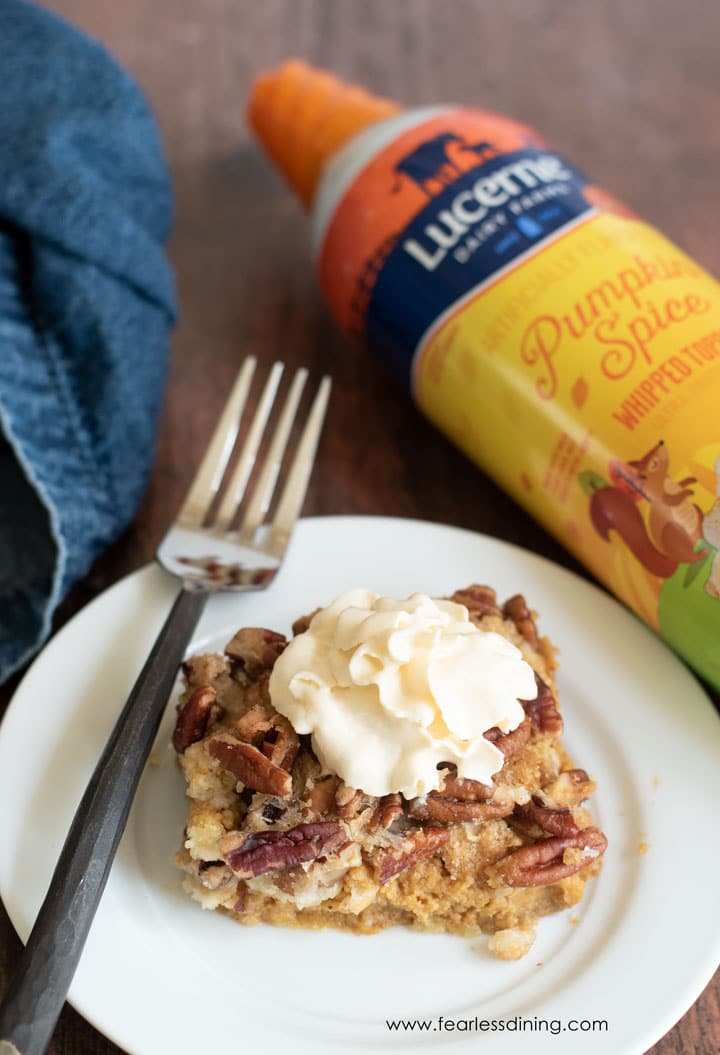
438 769 495 801
539 769 596 809
512 797 579 838
224 628 287 677
502 594 540 650
500 828 608 887
208 733 292 797
371 793 404 830
408 766 504 822
376 826 449 884
450 584 500 620
173 686 217 753
221 822 348 879
409 794 513 823
484 715 533 758
523 674 563 735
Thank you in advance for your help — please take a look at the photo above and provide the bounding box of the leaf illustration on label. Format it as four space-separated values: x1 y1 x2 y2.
683 556 709 589
571 376 589 408
577 470 609 497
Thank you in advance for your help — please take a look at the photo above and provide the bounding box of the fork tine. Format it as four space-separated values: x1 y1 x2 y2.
237 367 308 542
213 361 284 532
178 357 256 527
266 375 332 556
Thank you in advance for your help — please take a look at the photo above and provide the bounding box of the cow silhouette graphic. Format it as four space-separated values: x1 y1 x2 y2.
392 133 497 197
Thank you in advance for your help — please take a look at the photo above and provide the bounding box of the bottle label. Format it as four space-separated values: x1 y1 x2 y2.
319 109 720 687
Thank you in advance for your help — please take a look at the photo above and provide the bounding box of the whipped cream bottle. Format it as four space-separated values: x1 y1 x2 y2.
249 62 720 690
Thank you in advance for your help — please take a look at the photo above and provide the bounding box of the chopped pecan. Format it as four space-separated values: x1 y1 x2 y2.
173 686 217 753
335 783 357 807
376 826 449 884
224 628 287 677
233 702 274 741
182 652 228 688
263 728 299 771
233 702 300 771
500 828 608 887
197 860 235 890
305 780 370 821
371 793 404 830
512 797 579 838
502 594 540 650
484 715 532 758
308 776 340 816
450 584 500 620
539 769 596 809
523 673 563 734
292 609 320 636
208 733 292 797
221 822 348 879
335 784 364 819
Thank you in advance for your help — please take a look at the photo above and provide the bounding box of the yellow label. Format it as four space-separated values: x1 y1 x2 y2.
414 214 720 679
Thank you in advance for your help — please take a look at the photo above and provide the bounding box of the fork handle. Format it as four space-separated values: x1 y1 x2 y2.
0 587 207 1055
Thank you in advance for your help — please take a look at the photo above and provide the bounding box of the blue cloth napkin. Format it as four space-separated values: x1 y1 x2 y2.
0 1 176 682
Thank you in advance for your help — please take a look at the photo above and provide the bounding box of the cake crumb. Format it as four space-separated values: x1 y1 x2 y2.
488 927 535 961
147 750 161 767
569 915 580 926
651 774 660 790
638 841 649 855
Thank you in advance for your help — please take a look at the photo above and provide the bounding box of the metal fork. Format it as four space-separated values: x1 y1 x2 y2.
0 357 331 1055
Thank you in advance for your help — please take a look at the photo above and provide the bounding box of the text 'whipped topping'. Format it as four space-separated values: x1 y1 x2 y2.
268 590 537 798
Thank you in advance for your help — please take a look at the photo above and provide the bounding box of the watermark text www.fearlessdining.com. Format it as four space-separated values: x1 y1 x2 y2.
386 1015 609 1036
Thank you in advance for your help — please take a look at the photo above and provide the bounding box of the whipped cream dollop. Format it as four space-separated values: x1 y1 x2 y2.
268 590 537 798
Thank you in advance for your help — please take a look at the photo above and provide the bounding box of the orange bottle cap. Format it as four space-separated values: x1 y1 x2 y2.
247 60 402 209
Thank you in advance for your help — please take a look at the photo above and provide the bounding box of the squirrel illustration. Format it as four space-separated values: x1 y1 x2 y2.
590 440 708 578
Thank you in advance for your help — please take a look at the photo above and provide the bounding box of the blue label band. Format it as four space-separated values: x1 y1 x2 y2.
364 148 592 387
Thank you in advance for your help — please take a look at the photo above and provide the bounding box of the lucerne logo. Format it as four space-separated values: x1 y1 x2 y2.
402 153 573 272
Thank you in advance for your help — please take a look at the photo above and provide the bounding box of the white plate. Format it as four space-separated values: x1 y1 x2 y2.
1 516 719 1055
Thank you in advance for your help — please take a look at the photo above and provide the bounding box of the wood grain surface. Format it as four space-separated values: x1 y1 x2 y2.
1 1 718 1052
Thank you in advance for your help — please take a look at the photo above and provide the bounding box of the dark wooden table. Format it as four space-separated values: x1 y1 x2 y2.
2 1 718 1051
